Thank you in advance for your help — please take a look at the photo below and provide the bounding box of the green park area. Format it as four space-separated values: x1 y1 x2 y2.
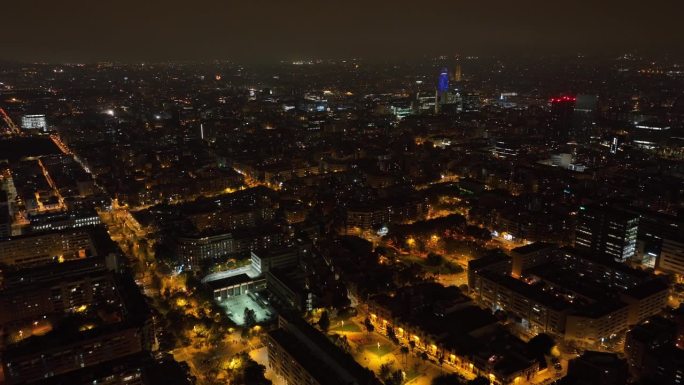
332 321 362 333
362 342 394 358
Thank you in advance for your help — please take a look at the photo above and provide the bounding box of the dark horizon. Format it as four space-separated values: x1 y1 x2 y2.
2 0 682 63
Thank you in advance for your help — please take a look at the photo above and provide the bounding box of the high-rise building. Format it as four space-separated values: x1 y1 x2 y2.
416 92 436 112
493 140 520 159
550 96 576 141
389 100 414 120
435 68 450 113
437 67 450 93
573 94 598 139
454 63 462 82
575 205 639 262
462 91 481 112
20 114 48 132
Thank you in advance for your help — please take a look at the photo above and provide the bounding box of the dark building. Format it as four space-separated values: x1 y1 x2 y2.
563 351 628 385
550 96 576 141
0 248 153 385
625 316 677 378
641 346 684 385
572 94 598 140
0 190 10 239
265 313 381 385
575 205 639 262
27 353 193 385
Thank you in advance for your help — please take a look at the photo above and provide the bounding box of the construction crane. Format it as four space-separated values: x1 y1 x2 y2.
0 107 20 134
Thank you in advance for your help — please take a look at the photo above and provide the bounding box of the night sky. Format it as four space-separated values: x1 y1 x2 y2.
2 0 682 62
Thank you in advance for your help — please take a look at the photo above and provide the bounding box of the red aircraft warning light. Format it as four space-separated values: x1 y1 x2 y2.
550 95 577 103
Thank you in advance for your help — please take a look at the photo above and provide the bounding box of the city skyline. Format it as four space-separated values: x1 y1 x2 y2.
0 4 683 385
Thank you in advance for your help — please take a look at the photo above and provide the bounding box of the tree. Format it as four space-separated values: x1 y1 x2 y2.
431 373 466 385
409 340 416 351
528 333 556 368
242 359 272 385
243 308 257 329
400 346 409 364
528 333 555 357
379 363 393 380
388 370 404 385
332 334 352 353
364 317 375 334
426 253 444 266
318 310 330 332
226 352 272 385
468 377 490 385
420 351 429 361
386 325 397 343
444 262 464 274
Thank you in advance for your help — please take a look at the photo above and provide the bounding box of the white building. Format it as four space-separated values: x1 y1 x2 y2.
21 114 47 132
657 238 684 276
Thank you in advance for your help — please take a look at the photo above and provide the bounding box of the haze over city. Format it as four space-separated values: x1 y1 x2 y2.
2 0 683 62
0 3 683 385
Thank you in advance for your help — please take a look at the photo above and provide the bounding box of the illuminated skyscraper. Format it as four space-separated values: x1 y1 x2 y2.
435 68 451 113
437 68 450 93
454 64 462 83
576 205 639 262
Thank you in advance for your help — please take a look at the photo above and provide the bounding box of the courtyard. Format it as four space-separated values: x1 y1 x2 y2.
217 292 274 326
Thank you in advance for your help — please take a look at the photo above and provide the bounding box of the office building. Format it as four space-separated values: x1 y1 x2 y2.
657 238 684 276
550 96 576 141
572 94 598 139
20 114 48 132
389 100 414 120
493 140 521 159
575 205 639 262
462 92 481 112
416 92 436 112
625 316 677 378
641 345 684 385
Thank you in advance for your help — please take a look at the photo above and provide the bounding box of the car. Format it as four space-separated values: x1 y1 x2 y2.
553 362 563 371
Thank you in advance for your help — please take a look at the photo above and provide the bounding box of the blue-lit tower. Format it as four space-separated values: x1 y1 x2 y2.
435 68 450 113
438 68 450 93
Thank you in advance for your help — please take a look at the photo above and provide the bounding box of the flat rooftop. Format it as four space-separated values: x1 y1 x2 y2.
511 242 555 255
201 264 261 284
